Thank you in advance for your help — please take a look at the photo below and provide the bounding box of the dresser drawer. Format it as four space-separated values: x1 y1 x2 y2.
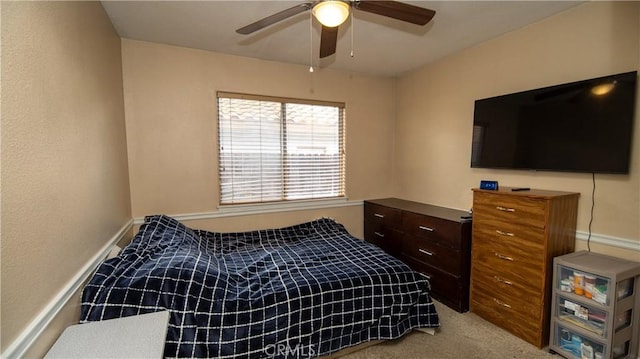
403 235 461 276
364 225 402 258
364 203 402 229
473 215 546 245
471 235 544 289
403 212 461 249
473 192 546 229
471 279 542 319
471 289 542 347
408 259 467 311
471 260 543 304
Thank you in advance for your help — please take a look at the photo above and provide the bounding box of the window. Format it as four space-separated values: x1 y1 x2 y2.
217 92 345 205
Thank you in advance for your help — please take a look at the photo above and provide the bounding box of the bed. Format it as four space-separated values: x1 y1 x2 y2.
80 215 439 358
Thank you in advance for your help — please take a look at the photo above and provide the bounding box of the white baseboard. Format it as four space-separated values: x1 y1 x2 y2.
133 199 364 225
132 202 638 256
1 219 133 359
131 202 639 255
575 231 640 253
3 207 637 359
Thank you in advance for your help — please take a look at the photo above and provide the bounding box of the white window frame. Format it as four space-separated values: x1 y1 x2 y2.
217 92 346 208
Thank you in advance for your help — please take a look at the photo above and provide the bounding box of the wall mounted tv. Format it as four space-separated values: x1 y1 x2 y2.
471 71 637 174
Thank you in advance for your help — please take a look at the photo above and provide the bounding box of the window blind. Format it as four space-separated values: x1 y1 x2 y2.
217 92 345 205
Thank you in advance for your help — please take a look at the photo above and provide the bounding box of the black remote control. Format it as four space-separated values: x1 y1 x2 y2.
511 187 530 191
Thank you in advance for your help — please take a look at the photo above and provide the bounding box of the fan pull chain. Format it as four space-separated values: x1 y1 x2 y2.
309 11 314 72
350 9 354 57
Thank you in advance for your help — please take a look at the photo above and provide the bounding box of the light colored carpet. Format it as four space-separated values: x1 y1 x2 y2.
339 300 556 359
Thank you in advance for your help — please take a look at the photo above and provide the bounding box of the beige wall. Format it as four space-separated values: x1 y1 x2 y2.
3 1 639 356
1 1 131 354
122 39 396 234
395 2 640 261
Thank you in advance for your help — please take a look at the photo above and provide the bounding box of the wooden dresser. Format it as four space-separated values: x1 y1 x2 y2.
364 198 472 312
470 187 579 348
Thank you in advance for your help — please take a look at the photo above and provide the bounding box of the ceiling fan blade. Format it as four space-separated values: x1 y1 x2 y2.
236 3 313 35
319 25 339 58
355 1 435 26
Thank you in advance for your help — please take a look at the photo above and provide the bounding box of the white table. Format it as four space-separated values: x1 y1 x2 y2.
45 311 169 358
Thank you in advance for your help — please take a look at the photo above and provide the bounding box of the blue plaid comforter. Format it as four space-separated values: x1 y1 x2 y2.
80 215 439 358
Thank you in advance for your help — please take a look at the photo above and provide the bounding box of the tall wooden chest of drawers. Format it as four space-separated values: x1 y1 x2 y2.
364 198 472 312
470 188 579 348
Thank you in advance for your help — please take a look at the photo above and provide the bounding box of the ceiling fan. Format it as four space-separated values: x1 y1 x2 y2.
236 1 436 58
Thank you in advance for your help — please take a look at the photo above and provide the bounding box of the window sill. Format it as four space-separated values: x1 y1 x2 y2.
217 198 354 216
133 198 362 225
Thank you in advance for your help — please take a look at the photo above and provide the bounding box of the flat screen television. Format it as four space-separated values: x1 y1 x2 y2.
471 71 637 174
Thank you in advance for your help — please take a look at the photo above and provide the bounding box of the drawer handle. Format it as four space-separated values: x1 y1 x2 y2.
374 213 385 218
418 248 433 256
495 252 514 261
418 225 434 232
492 298 512 308
374 231 385 238
495 229 515 237
493 275 513 286
418 272 432 280
496 206 516 212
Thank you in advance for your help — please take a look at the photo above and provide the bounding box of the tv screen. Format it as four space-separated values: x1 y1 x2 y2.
471 71 637 174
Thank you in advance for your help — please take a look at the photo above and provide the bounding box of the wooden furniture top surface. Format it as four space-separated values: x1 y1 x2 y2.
365 198 470 223
472 187 580 200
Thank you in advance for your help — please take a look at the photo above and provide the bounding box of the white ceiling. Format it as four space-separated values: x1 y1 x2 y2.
101 1 583 77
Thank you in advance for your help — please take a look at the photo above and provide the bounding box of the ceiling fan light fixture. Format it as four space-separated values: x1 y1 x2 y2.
312 1 350 27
